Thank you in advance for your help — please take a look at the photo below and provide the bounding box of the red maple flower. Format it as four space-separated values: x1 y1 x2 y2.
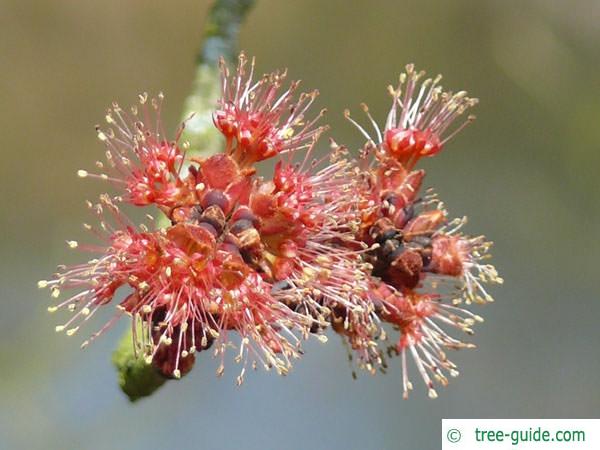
345 64 478 170
214 53 326 166
250 143 374 335
339 64 501 398
41 71 367 383
79 94 194 210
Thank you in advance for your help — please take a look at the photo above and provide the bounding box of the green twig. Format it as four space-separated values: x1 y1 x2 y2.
180 0 255 156
112 329 167 402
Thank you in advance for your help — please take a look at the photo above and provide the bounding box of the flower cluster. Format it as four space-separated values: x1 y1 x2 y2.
40 55 501 398
343 64 502 398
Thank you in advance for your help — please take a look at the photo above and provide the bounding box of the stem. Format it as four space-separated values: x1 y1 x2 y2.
112 328 167 402
198 0 255 65
180 0 255 156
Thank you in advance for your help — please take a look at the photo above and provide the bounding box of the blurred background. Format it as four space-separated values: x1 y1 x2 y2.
1 0 599 448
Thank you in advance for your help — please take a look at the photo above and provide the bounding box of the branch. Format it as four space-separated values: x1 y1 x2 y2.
180 0 255 156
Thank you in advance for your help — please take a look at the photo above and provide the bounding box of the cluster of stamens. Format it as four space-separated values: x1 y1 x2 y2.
40 56 501 399
341 64 502 398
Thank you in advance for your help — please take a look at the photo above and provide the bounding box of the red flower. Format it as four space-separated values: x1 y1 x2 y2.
251 143 374 334
79 94 194 210
429 230 503 305
41 85 369 383
345 64 478 170
335 64 501 398
214 53 326 166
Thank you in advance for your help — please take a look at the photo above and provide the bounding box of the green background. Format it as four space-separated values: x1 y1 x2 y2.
1 1 599 449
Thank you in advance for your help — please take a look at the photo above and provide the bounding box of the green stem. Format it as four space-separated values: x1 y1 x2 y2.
112 0 255 402
180 0 255 157
112 328 167 402
198 0 255 65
